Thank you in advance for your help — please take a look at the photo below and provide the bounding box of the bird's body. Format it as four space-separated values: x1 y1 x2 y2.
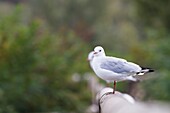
92 55 141 82
89 46 154 93
88 51 139 82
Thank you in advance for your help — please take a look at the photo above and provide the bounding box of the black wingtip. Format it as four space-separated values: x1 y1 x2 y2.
141 67 154 72
148 69 154 72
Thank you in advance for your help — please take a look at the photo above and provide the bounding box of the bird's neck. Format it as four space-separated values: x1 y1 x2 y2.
93 56 104 70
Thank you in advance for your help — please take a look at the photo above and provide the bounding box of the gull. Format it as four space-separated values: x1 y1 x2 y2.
91 46 154 94
88 51 137 82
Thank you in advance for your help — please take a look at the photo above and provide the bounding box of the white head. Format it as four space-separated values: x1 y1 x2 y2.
93 46 106 57
87 51 94 61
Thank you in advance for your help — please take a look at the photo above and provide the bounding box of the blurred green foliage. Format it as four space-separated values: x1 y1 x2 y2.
0 5 91 113
133 0 170 101
135 0 170 29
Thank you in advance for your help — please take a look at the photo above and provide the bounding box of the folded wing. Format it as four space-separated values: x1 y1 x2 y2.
100 57 141 74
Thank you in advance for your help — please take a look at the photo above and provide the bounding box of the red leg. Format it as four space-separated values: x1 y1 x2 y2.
113 81 116 94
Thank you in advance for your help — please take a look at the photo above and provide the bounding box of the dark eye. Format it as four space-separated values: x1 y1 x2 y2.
99 50 101 52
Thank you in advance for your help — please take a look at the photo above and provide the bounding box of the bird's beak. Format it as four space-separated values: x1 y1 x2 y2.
94 52 97 54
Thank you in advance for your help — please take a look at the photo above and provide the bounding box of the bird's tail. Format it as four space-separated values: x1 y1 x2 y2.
136 67 154 75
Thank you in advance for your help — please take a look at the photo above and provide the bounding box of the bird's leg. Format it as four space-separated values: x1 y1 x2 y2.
113 81 116 94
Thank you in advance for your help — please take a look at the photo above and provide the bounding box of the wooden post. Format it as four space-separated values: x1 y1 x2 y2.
96 87 170 113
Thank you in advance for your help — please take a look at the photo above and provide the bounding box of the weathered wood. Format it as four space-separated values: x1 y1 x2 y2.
96 87 170 113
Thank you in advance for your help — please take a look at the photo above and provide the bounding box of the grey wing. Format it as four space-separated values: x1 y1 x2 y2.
100 58 141 74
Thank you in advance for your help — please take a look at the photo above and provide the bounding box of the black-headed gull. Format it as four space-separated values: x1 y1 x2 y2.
88 51 139 83
88 51 139 82
91 46 154 94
